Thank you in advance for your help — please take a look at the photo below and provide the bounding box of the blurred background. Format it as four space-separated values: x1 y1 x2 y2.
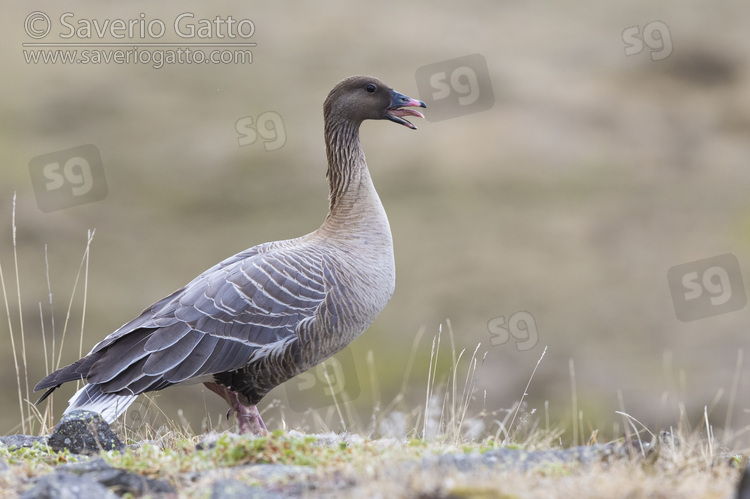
2 1 750 447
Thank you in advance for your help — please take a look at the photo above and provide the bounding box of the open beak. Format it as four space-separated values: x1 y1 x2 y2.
386 90 426 129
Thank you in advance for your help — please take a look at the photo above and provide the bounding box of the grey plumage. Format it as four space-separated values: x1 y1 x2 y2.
34 75 426 433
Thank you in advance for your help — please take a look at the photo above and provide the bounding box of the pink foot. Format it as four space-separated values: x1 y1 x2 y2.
203 382 267 435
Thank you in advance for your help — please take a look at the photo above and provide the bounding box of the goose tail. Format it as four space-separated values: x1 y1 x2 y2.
64 384 137 424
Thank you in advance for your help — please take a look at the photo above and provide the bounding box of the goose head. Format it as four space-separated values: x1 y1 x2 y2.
324 75 426 129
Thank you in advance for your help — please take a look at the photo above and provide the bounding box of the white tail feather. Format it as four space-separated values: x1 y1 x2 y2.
64 384 137 423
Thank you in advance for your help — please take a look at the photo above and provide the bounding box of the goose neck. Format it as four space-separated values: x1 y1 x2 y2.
324 119 370 219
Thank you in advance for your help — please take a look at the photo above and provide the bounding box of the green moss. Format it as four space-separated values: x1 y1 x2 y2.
0 441 80 471
407 438 427 448
101 431 380 475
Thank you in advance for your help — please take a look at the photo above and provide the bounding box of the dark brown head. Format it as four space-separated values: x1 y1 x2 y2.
323 75 426 130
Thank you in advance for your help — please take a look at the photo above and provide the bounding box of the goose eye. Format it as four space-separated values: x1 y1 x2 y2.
365 83 377 93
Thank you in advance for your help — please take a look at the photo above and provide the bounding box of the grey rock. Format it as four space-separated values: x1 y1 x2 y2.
47 410 124 455
90 468 175 496
211 478 276 499
0 434 47 449
737 463 750 499
58 455 175 495
183 462 319 498
21 471 117 499
424 443 629 473
188 464 316 498
242 463 315 482
57 457 113 474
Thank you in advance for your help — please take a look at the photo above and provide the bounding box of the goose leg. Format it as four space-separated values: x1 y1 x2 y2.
203 382 267 435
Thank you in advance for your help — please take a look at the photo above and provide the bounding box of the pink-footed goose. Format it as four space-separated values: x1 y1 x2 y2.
34 76 426 434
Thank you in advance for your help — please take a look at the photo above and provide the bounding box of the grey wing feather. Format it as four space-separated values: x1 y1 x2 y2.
34 242 328 399
162 334 221 382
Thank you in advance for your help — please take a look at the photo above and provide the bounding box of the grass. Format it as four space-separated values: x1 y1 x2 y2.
0 194 97 437
0 197 746 497
0 425 743 497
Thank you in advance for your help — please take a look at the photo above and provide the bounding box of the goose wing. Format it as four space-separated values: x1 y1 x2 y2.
35 242 329 399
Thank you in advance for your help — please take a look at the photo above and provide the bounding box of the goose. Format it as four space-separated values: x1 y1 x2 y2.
34 76 426 434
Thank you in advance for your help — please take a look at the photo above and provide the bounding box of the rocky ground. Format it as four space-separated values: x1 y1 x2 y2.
0 411 745 498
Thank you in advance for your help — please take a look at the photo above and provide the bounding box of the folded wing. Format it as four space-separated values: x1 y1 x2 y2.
35 242 328 408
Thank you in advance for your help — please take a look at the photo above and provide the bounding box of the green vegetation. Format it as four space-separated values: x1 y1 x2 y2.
0 427 743 497
0 441 76 469
107 431 360 473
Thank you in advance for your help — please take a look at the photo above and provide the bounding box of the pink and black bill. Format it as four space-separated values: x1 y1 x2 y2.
387 90 426 129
